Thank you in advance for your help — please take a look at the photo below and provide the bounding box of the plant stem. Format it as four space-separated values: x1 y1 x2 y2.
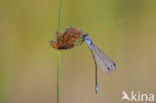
89 18 127 35
57 0 63 103
58 0 63 33
57 50 61 103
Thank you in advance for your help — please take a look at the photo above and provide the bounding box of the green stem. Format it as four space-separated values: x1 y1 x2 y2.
89 18 127 35
58 0 63 32
57 0 63 103
57 50 61 103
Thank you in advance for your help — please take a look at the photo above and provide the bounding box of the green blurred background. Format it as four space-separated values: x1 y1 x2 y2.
0 0 156 103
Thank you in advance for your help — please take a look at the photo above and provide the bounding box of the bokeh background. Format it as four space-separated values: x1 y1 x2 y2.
0 0 156 103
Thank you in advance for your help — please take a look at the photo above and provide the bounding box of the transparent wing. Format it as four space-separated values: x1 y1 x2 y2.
91 43 116 73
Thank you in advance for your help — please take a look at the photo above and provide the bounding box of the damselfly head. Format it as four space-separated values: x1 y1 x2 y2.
74 33 90 46
83 33 89 37
49 26 83 50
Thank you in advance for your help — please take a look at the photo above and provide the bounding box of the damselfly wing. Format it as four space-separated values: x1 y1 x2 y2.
91 43 116 73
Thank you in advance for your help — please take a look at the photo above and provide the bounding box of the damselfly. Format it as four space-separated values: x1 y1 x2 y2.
77 33 116 93
49 26 116 94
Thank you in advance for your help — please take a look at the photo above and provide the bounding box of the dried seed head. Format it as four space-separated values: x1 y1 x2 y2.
49 26 83 50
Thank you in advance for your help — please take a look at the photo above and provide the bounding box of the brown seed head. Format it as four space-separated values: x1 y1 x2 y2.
49 26 83 50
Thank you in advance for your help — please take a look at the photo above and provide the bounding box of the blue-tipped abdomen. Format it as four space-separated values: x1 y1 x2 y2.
95 85 98 94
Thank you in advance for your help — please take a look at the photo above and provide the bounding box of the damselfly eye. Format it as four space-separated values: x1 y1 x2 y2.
83 33 88 37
